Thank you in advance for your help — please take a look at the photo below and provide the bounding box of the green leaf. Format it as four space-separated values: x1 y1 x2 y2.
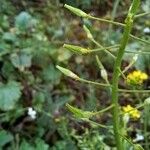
10 51 32 71
20 137 49 150
2 61 15 79
19 140 34 150
0 81 22 111
2 32 16 43
15 11 36 31
35 138 49 150
42 64 61 84
0 130 13 147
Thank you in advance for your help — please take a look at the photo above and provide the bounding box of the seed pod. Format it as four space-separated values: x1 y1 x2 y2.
56 65 79 79
66 103 94 119
144 97 150 105
83 25 93 39
64 4 88 18
101 69 108 81
63 44 90 55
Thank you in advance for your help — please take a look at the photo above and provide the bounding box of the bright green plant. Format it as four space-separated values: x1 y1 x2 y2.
57 0 150 149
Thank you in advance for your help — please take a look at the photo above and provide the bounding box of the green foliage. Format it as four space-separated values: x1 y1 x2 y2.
0 130 13 148
10 50 32 71
72 129 110 150
0 81 21 111
15 12 37 32
19 139 49 150
0 0 149 149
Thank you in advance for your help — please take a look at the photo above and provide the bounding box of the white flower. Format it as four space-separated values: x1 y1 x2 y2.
143 27 150 34
133 134 144 142
27 107 37 119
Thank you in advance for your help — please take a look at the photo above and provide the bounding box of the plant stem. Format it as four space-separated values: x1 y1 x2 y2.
88 15 125 27
77 77 150 93
93 104 114 115
135 12 150 18
144 105 149 150
78 78 111 87
129 34 150 45
108 0 121 37
91 38 116 59
111 0 140 149
111 23 132 150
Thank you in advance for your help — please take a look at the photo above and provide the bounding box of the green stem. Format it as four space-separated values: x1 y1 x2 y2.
92 47 150 55
111 0 140 149
88 15 125 27
91 45 119 53
93 104 114 115
78 78 111 87
82 118 112 129
130 34 150 45
135 12 150 18
77 77 150 93
108 0 121 34
125 50 150 55
144 105 149 150
111 23 132 150
91 38 116 59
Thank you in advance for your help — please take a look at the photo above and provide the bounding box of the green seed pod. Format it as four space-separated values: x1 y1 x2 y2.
56 65 79 79
63 44 90 55
83 25 93 39
101 69 108 81
144 97 150 105
64 4 88 18
66 103 94 119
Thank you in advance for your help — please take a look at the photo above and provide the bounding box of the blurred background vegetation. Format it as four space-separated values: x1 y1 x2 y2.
0 0 149 149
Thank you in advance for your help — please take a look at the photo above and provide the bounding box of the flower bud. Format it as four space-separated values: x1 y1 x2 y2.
101 69 108 81
63 44 90 55
144 97 150 105
132 54 138 62
56 65 79 79
64 4 88 18
83 25 93 39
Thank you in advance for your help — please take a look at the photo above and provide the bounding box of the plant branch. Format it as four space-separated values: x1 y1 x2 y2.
88 15 125 27
111 0 140 149
91 39 116 59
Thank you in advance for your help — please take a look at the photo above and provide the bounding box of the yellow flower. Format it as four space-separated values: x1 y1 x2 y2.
122 105 140 119
126 70 148 85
